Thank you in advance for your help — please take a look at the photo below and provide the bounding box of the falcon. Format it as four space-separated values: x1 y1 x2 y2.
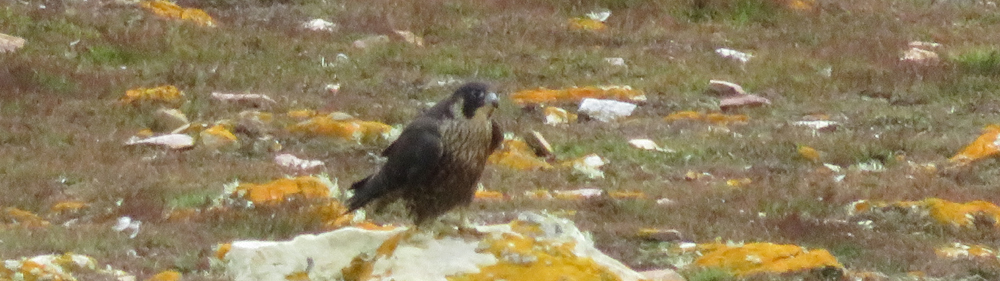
346 82 502 226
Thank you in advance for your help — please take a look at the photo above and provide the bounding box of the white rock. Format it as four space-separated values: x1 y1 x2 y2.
125 134 194 150
223 212 654 281
211 92 277 107
628 139 674 152
578 98 636 122
604 57 626 66
302 19 337 32
707 80 747 96
153 108 189 132
274 154 325 170
715 48 753 63
793 120 839 131
900 47 939 64
554 188 604 199
111 216 140 239
0 33 25 53
586 9 612 21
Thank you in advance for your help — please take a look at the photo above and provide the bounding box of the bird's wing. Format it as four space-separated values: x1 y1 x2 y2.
489 121 503 153
381 117 444 185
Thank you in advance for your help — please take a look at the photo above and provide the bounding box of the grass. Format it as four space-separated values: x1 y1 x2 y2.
4 0 1000 279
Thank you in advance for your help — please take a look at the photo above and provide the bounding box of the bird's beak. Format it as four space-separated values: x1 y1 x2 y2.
486 92 499 107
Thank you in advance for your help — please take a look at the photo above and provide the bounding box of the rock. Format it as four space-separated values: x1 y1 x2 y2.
222 212 653 281
793 120 839 132
352 35 390 49
715 48 753 63
274 154 325 170
637 228 684 242
900 47 939 64
1 253 135 281
211 92 277 108
125 134 194 150
719 94 770 110
302 19 337 32
153 108 189 132
542 106 578 125
392 30 424 46
578 98 636 122
553 188 604 200
112 216 141 239
640 269 686 281
628 138 674 152
525 130 555 160
200 124 239 150
604 57 626 66
0 33 25 53
561 154 606 179
706 80 747 97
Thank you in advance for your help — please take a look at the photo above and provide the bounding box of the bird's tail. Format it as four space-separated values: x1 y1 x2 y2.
345 173 388 213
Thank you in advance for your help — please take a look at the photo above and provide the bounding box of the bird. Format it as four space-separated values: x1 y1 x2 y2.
346 82 503 226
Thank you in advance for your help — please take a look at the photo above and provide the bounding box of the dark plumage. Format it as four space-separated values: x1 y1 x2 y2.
346 82 503 225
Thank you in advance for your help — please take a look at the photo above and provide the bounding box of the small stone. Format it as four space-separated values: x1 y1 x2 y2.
525 130 555 160
578 98 636 122
274 154 325 170
707 80 747 97
352 35 390 49
125 134 194 150
0 33 26 53
719 94 771 110
628 139 674 152
900 47 939 64
637 228 684 242
392 30 424 46
604 57 626 66
153 108 189 132
302 19 337 32
211 92 277 108
715 48 753 63
793 120 839 132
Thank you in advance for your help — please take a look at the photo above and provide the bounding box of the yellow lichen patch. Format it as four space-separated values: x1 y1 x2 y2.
288 115 396 143
452 232 623 281
474 190 506 201
1 253 108 281
543 106 578 125
935 243 997 260
285 271 310 281
510 86 645 106
797 145 821 162
310 201 352 231
664 111 749 125
200 124 239 149
726 178 752 187
165 208 200 222
353 221 398 231
920 198 1000 227
139 0 215 27
5 207 50 228
287 109 317 119
146 270 181 281
608 191 646 199
50 201 88 213
950 124 1000 165
120 85 185 106
567 17 606 31
235 176 332 204
693 242 843 277
214 243 232 260
488 139 553 170
787 0 817 12
136 128 155 138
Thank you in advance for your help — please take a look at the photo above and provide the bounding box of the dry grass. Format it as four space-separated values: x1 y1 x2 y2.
4 0 1000 279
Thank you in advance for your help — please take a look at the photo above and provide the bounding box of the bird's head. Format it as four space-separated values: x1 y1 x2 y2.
451 82 499 119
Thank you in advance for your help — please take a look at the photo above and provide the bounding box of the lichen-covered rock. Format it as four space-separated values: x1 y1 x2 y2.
221 212 654 281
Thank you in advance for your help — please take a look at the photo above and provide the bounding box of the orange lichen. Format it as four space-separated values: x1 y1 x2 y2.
120 85 185 106
608 191 646 199
488 139 553 170
694 242 843 277
215 243 232 260
310 201 352 230
474 190 506 200
5 207 50 228
353 221 398 231
165 208 200 222
235 176 332 204
787 0 817 12
510 86 645 106
50 201 89 213
567 18 607 31
139 0 215 27
524 189 554 200
146 270 181 281
665 111 749 125
452 231 623 281
950 124 1000 165
288 115 395 143
136 128 155 138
